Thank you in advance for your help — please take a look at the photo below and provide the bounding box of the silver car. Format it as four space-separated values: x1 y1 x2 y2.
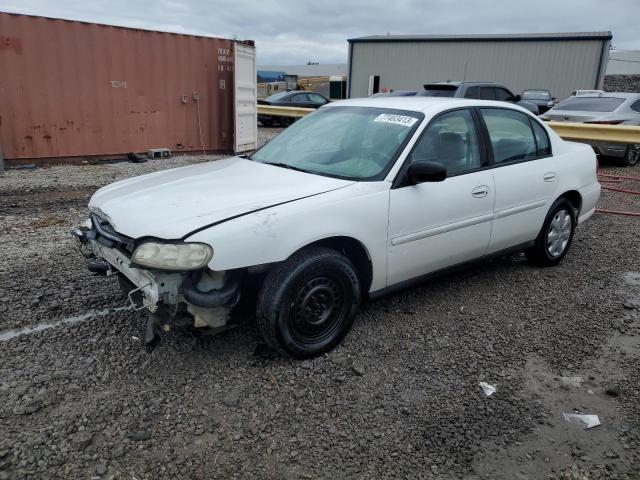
541 92 640 166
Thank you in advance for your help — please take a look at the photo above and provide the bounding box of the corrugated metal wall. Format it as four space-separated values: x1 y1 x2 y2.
349 39 609 100
0 12 238 161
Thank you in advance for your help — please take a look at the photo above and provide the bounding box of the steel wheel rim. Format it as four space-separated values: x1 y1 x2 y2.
290 276 346 345
546 209 572 258
629 144 640 165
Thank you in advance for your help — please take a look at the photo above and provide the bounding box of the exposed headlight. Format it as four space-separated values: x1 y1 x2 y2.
547 101 554 107
131 242 213 270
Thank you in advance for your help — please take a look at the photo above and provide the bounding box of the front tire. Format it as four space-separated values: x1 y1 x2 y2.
526 198 577 266
256 246 361 358
623 144 640 167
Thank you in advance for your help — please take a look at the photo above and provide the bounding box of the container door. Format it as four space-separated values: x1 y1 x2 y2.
234 42 257 153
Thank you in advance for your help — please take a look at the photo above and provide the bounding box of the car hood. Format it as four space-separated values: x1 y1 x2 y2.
89 157 355 239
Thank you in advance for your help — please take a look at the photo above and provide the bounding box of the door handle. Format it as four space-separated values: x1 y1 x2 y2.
543 172 557 182
471 185 489 198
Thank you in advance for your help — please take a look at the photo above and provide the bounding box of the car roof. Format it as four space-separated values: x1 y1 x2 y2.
324 96 533 115
424 81 503 87
569 92 639 99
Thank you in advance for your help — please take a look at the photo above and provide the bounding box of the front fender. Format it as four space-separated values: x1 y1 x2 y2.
186 182 391 292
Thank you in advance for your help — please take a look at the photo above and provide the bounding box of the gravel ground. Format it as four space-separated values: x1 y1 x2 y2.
604 75 640 93
0 131 639 480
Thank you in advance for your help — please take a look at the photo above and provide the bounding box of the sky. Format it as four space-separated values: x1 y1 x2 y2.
0 0 638 65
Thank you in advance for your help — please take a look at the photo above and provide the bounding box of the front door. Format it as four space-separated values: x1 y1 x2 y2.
387 108 495 286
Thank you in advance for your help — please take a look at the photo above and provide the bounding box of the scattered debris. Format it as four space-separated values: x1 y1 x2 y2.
605 384 621 397
603 449 620 459
128 431 151 442
479 382 496 397
128 152 148 163
562 413 601 429
559 376 584 388
30 216 65 229
69 431 93 450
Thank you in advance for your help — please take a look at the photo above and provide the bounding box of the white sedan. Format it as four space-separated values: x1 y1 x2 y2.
74 97 601 358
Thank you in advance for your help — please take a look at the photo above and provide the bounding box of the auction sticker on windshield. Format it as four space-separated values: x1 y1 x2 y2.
373 114 418 127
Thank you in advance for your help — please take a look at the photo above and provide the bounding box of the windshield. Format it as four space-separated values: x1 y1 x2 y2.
522 90 551 100
265 91 292 102
251 106 423 180
553 97 625 112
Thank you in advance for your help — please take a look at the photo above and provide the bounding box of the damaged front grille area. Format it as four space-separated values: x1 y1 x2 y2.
90 214 135 253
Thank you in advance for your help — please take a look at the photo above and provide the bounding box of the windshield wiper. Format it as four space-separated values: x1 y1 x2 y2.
263 162 310 173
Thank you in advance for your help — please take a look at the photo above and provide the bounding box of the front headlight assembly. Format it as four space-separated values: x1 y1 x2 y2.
131 242 213 271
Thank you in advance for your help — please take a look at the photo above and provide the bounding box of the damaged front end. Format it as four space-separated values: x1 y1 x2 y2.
72 214 242 347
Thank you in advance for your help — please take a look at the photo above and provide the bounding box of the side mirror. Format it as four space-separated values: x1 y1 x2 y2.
552 97 557 102
514 94 522 102
407 161 447 184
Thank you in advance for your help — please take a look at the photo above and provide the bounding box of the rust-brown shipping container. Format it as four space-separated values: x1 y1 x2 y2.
0 12 255 163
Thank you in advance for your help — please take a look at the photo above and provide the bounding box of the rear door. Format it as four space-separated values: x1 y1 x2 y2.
234 42 257 153
479 107 558 253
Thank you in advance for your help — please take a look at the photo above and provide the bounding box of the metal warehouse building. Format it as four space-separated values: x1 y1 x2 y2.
347 32 612 100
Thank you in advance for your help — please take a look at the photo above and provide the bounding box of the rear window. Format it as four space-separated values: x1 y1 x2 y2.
419 85 458 97
553 97 625 112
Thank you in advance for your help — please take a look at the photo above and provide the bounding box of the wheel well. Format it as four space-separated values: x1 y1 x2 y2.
559 190 582 214
307 236 373 294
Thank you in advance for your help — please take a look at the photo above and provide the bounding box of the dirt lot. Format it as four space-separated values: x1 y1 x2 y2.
1 132 639 480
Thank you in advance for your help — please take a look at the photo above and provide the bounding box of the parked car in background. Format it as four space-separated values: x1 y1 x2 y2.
541 92 640 166
417 81 539 114
371 90 418 97
75 97 600 358
258 91 329 126
522 89 556 114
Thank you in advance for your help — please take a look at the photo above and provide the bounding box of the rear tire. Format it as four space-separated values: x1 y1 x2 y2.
256 246 360 359
526 198 576 266
622 144 640 167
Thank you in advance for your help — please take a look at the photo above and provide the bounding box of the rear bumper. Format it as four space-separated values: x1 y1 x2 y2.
578 181 601 225
591 142 626 158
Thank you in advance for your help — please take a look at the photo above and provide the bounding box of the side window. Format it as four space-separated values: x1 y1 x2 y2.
293 93 310 103
479 87 495 100
631 99 640 113
530 119 551 156
480 108 537 164
464 86 480 99
308 94 327 105
494 88 515 102
407 109 482 176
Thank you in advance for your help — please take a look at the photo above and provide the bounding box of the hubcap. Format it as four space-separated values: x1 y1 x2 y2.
290 276 344 344
546 209 572 257
628 144 640 165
